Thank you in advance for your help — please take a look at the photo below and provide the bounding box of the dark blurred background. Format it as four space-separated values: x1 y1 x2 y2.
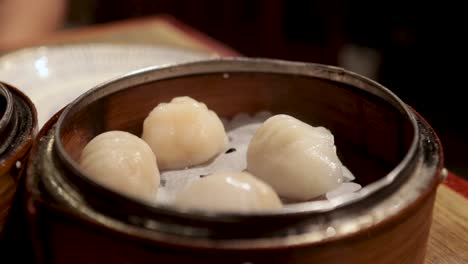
65 0 467 177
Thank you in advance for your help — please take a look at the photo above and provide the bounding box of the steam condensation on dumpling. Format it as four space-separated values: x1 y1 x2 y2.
247 115 343 201
142 96 228 170
79 131 160 202
173 171 282 212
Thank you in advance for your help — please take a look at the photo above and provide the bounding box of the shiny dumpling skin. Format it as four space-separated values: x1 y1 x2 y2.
142 96 227 170
173 171 282 212
247 115 343 201
80 131 160 202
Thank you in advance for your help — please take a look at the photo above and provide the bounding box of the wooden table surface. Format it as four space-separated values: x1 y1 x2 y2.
428 183 468 263
1 15 237 57
3 15 467 264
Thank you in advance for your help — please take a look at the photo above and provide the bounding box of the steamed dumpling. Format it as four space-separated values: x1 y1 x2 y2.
247 115 343 201
173 171 282 212
80 131 160 202
142 96 227 170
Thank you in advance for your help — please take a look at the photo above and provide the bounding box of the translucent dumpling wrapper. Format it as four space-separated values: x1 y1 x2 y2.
247 115 343 201
173 171 282 213
142 96 228 170
79 131 160 202
156 112 360 210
